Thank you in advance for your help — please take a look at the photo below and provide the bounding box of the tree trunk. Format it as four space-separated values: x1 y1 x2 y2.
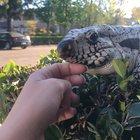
7 0 12 32
7 15 12 32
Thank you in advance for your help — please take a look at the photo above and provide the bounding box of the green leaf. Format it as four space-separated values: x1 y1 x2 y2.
119 101 126 112
109 119 123 139
96 107 123 139
124 102 140 130
99 106 118 120
87 122 101 140
3 60 17 74
111 59 127 78
45 124 64 140
119 75 134 91
96 114 110 139
0 73 6 83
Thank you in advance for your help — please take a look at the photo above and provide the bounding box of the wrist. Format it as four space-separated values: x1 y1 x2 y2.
0 106 47 140
0 121 45 140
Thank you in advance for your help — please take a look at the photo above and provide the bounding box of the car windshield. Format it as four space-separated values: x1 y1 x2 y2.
0 33 8 39
11 32 24 37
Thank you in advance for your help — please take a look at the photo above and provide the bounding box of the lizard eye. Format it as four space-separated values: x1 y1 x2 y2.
90 32 98 42
87 32 98 45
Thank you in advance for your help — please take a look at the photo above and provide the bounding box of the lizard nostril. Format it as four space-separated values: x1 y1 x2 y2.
57 39 74 59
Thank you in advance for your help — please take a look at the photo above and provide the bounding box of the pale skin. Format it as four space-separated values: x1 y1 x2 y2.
0 63 87 140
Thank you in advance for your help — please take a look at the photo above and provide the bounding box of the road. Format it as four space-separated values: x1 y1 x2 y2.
0 45 56 66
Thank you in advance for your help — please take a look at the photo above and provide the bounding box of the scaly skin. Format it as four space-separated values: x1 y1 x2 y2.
57 25 140 86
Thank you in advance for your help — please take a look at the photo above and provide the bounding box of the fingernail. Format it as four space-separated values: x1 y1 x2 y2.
84 65 88 71
80 75 86 83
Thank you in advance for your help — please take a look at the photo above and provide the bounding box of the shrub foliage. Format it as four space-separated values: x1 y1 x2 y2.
0 50 140 140
31 36 63 45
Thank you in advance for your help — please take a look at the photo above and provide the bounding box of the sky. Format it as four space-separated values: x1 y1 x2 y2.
121 0 140 18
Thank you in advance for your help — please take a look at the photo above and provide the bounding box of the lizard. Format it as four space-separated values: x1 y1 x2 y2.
57 25 140 88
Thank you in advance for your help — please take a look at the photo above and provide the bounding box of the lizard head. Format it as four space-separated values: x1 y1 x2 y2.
57 25 122 74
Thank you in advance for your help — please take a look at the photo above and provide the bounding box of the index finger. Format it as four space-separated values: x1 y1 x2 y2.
33 63 87 80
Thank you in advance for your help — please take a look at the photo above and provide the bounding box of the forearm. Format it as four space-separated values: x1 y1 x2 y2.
0 127 45 140
0 116 44 140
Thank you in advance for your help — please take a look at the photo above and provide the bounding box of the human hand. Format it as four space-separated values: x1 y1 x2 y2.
1 63 87 140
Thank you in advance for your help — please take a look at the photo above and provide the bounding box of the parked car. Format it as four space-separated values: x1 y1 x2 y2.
0 32 31 50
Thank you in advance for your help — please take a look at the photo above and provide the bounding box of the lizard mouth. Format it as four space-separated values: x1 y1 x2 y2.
65 53 114 75
65 47 111 69
65 55 114 75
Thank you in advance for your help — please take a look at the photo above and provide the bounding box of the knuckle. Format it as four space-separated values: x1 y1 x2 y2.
59 80 71 91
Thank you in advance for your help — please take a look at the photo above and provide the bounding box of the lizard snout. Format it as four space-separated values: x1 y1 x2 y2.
57 39 75 59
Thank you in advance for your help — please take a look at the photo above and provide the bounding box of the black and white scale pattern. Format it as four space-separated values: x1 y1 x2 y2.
57 25 140 77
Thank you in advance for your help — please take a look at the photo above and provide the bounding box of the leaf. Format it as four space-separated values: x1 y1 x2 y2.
136 90 140 100
96 114 110 139
3 60 17 74
87 122 101 140
99 106 118 120
119 101 125 112
124 102 140 130
112 59 127 78
0 73 6 83
109 119 123 139
96 107 123 139
45 124 64 140
119 75 134 91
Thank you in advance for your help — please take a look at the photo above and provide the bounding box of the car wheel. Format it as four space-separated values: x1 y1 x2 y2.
3 42 11 50
21 46 27 49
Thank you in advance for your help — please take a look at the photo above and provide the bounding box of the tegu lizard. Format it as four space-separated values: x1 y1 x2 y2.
57 25 140 84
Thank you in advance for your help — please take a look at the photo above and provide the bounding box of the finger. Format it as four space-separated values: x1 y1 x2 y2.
60 89 72 109
59 91 79 112
57 107 77 122
60 92 79 108
64 75 86 86
47 63 87 78
70 92 80 107
31 63 87 80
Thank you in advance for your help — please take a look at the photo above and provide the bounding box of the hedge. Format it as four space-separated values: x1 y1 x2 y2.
31 36 63 45
1 50 140 139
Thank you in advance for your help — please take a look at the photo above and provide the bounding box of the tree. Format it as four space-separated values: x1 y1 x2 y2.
0 0 33 31
0 0 23 31
132 7 140 23
35 0 52 29
25 0 126 35
98 0 125 25
7 0 23 31
34 0 81 34
81 0 105 25
0 0 8 18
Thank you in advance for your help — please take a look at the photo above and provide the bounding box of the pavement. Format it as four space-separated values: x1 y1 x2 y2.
0 45 56 67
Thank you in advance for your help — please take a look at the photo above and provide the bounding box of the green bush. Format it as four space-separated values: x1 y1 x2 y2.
31 35 63 45
0 61 35 122
0 49 62 122
0 50 140 140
